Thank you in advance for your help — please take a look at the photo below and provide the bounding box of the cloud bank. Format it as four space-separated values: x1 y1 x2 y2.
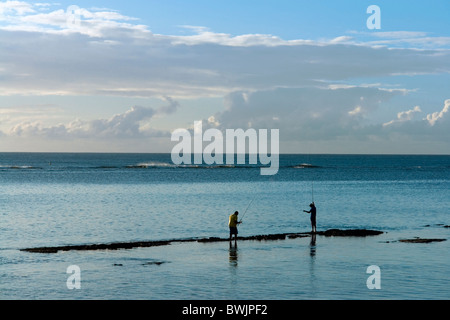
0 2 449 153
7 103 177 140
1 2 449 98
206 88 449 152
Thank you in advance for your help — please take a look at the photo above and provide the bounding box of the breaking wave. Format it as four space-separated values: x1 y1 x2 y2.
126 161 177 169
0 161 319 171
126 162 258 169
0 165 43 170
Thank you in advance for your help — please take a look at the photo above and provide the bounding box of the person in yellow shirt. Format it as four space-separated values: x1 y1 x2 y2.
229 211 241 241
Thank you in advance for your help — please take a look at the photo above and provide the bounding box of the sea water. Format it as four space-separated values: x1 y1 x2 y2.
0 153 449 300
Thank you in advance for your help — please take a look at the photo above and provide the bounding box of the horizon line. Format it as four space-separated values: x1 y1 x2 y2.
0 151 449 156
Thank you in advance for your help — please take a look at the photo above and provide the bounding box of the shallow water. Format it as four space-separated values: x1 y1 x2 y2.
0 153 449 299
2 228 449 300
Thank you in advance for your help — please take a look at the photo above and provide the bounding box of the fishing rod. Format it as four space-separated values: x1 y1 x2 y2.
239 196 255 223
306 146 315 204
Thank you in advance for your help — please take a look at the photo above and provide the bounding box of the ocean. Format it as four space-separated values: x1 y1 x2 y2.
0 153 449 300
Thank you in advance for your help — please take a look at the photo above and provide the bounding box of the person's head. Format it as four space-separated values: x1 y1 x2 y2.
234 211 239 215
310 202 315 207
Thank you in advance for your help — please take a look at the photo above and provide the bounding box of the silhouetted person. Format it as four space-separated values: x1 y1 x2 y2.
229 211 241 242
303 202 317 233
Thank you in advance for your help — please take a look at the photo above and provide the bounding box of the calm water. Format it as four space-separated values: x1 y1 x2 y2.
0 153 449 300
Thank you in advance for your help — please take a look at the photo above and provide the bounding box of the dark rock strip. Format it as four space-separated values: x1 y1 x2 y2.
197 233 295 242
321 229 384 237
399 238 446 243
141 261 167 266
20 229 384 254
21 240 172 254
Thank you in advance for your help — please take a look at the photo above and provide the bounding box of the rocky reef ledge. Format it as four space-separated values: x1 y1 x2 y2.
21 229 384 254
320 229 384 237
398 238 446 243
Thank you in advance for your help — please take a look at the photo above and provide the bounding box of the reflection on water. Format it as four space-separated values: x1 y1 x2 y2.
309 234 317 297
229 241 238 267
310 233 316 258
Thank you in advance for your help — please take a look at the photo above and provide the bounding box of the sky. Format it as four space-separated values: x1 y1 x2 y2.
0 0 449 154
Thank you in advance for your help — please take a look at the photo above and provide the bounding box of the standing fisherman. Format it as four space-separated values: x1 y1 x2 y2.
229 211 241 242
228 197 255 241
303 202 317 233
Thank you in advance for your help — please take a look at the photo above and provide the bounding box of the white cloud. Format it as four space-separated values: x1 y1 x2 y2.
368 37 450 49
0 2 147 37
1 2 449 153
329 36 353 44
207 115 220 127
348 106 362 116
0 25 448 99
197 87 450 153
208 86 402 142
426 99 450 126
9 106 155 138
0 1 35 16
383 106 422 127
369 31 429 39
3 95 183 140
170 26 314 47
156 96 180 115
0 4 449 99
349 30 450 49
7 105 172 139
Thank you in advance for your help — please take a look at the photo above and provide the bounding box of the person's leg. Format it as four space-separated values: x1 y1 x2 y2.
230 227 237 241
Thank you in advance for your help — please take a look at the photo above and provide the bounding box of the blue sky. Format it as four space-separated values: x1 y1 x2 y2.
0 0 449 153
62 0 450 39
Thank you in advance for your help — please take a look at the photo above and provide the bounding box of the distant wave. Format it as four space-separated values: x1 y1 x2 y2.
126 162 320 170
126 162 177 169
0 161 322 171
291 163 321 169
93 165 119 169
0 165 43 170
0 162 257 170
8 161 446 171
126 162 257 169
